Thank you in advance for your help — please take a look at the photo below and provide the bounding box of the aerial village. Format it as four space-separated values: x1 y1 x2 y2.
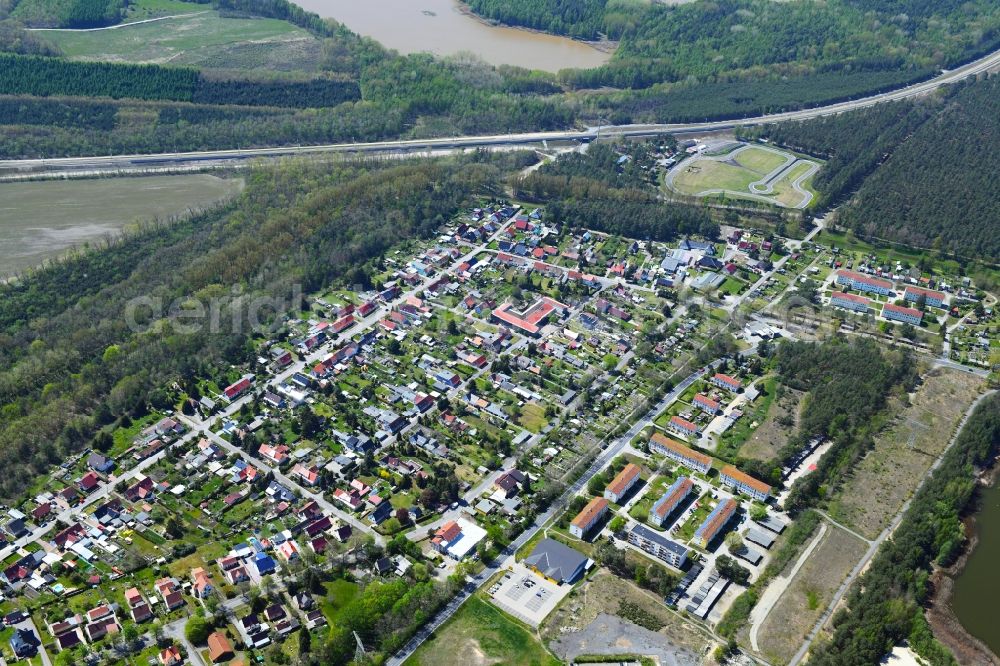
0 199 993 666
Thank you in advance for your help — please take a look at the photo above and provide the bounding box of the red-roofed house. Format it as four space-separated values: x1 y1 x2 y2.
258 443 290 465
693 393 721 414
223 376 252 401
710 373 741 392
882 302 923 325
668 415 700 438
291 464 319 486
79 471 100 492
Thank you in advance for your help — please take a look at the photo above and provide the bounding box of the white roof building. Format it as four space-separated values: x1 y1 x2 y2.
445 519 487 560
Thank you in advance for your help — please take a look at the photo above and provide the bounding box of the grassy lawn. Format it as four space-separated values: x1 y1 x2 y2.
405 596 560 666
720 277 744 296
735 146 788 174
715 375 777 461
320 579 359 630
518 402 548 433
673 160 757 195
675 492 715 542
771 160 820 207
37 4 318 70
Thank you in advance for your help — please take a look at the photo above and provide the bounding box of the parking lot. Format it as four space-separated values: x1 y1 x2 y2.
488 563 569 626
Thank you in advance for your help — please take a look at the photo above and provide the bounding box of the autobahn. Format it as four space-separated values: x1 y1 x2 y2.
3 44 1000 180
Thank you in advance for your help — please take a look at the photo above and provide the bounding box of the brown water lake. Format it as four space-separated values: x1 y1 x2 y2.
291 0 611 70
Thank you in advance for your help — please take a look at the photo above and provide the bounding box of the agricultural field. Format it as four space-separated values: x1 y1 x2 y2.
667 143 820 209
0 174 243 277
406 596 560 666
754 525 867 664
35 0 321 71
825 367 985 539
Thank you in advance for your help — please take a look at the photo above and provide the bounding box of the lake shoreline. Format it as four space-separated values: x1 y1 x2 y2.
294 0 612 70
927 459 1000 666
452 1 619 57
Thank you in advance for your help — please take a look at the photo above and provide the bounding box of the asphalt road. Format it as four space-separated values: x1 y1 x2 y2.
3 45 1000 179
385 360 717 665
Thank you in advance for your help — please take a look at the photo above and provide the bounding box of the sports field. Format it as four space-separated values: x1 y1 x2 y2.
0 174 243 277
35 0 321 71
668 143 821 209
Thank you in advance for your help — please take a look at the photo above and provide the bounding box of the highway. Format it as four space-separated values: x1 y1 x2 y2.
3 45 1000 180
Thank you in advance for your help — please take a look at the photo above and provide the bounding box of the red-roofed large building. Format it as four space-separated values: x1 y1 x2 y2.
882 302 923 325
650 477 695 527
692 394 721 415
836 269 894 296
903 285 945 308
830 291 873 313
719 465 772 501
710 373 741 392
569 497 608 538
649 433 712 474
223 376 252 401
604 463 641 503
491 297 568 337
694 498 738 548
668 415 700 438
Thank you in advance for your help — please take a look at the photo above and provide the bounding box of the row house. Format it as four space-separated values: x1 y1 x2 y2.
627 524 688 568
569 497 608 538
692 393 721 415
836 269 894 296
710 373 741 392
903 286 944 308
649 477 694 528
649 433 712 474
719 465 772 501
668 415 700 438
694 498 738 548
882 303 923 325
830 291 873 313
604 463 641 503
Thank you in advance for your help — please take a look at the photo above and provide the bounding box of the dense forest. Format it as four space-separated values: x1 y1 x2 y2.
511 147 718 242
0 54 362 108
2 0 1000 159
466 0 1000 92
464 0 615 41
0 154 510 501
749 74 1000 262
10 0 126 27
809 392 1000 665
